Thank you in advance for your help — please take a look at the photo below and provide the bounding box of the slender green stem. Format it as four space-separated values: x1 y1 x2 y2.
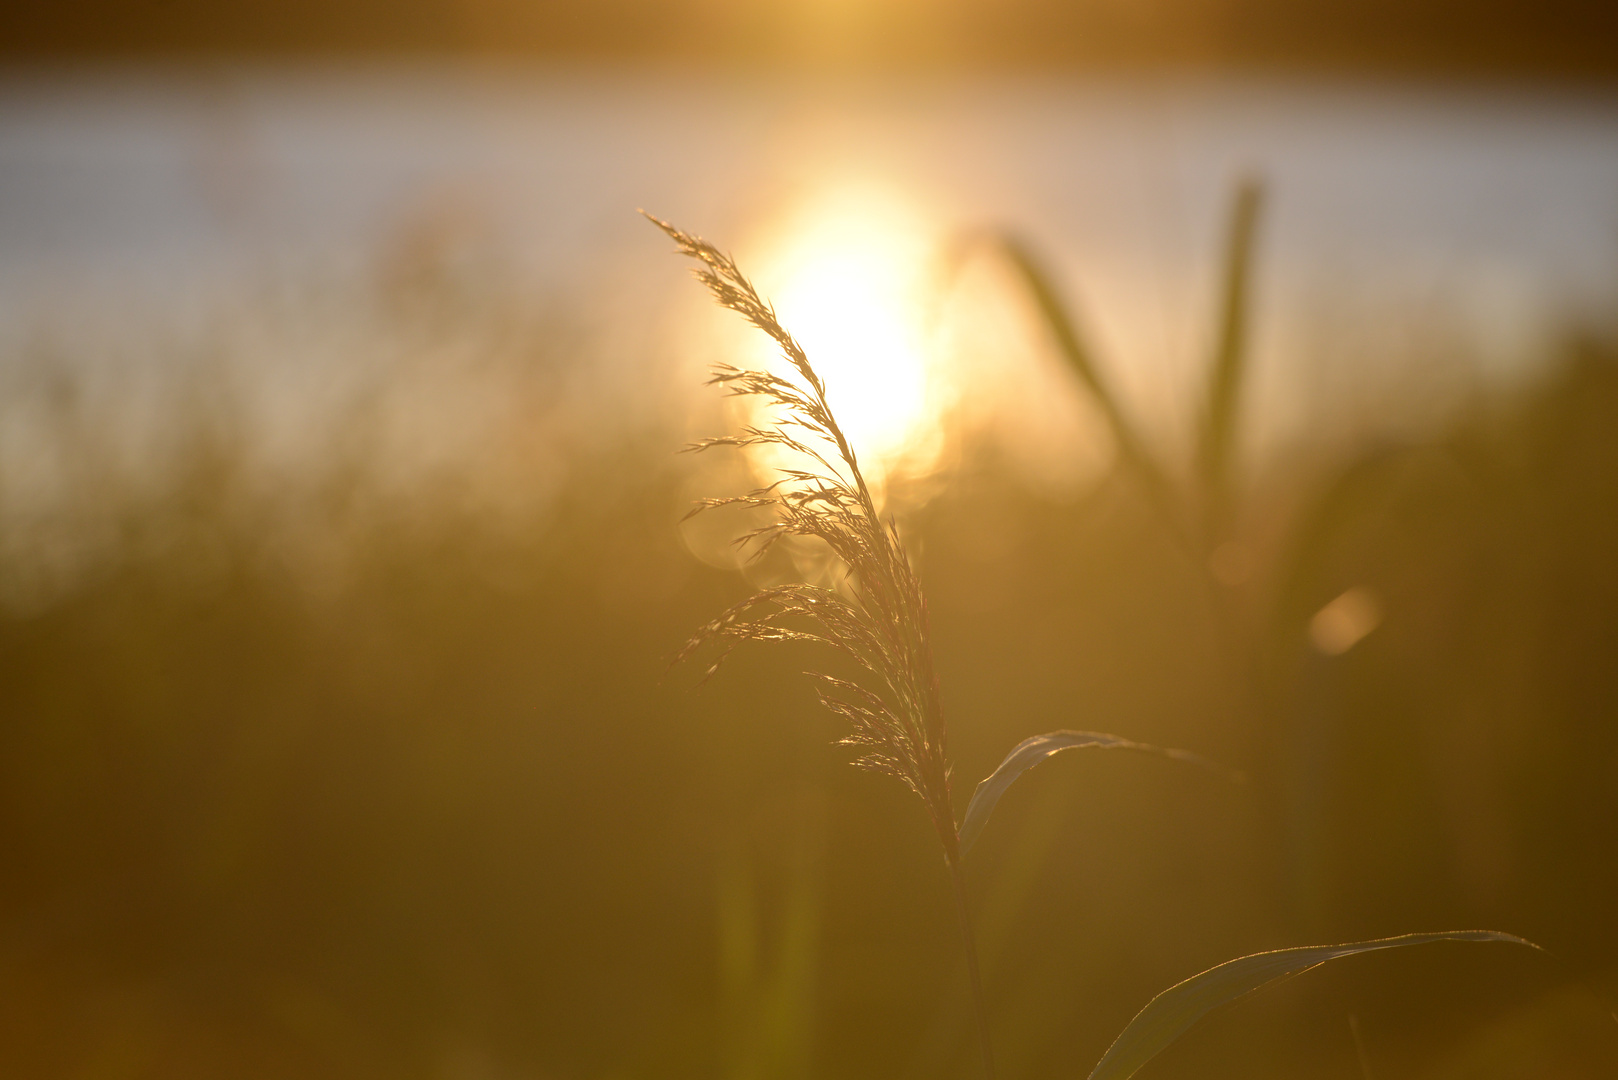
948 854 996 1080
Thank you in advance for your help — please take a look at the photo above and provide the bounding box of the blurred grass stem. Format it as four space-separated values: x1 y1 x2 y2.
949 854 996 1080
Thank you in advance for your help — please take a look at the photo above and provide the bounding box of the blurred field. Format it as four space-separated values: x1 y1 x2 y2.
3 67 1618 1080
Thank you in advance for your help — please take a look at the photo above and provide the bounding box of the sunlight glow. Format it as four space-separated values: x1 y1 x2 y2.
739 181 952 492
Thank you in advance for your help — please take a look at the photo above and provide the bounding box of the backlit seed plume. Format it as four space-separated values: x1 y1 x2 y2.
648 212 958 857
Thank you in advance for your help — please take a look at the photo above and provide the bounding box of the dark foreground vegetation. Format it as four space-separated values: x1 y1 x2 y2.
1 263 1616 1077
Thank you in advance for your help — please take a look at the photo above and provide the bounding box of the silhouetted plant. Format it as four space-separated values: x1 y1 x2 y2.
649 211 1536 1080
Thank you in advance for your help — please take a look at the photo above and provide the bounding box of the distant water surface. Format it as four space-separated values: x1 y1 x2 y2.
2 63 1617 471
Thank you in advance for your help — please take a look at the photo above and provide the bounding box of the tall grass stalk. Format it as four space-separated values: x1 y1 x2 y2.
646 213 994 1076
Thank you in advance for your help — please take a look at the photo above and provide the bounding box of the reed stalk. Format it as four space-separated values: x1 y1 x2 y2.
648 212 995 1077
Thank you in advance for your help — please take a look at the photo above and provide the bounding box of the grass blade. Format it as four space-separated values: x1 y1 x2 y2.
958 731 1229 855
992 236 1172 501
1196 177 1263 547
1088 931 1539 1080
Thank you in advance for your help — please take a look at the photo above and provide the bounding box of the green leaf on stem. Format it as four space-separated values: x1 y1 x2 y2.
957 731 1229 855
1089 930 1540 1080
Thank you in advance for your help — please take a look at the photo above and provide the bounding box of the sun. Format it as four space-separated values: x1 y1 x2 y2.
737 179 952 492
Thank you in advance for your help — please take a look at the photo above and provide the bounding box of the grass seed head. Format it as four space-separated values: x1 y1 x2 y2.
649 212 959 857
